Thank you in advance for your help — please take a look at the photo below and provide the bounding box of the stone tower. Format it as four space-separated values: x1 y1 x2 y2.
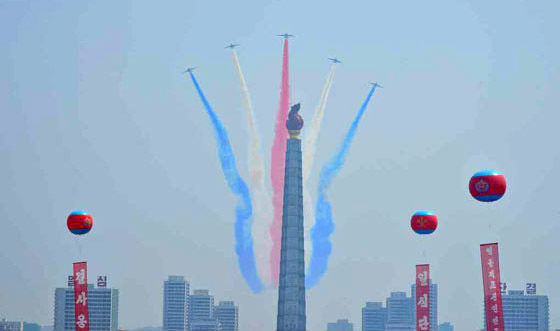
276 103 306 331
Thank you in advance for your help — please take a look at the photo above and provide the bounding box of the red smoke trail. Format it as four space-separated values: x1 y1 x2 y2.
270 38 290 285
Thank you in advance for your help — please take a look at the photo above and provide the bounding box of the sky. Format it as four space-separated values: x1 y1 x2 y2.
1 0 559 330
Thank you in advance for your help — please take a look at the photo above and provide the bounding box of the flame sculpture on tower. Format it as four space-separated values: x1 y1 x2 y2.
276 103 307 331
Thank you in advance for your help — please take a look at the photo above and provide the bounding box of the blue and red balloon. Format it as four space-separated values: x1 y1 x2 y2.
411 211 438 235
67 210 93 235
469 170 506 202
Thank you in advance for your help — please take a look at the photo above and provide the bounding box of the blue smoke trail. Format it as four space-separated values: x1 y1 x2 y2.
306 85 378 288
188 72 264 293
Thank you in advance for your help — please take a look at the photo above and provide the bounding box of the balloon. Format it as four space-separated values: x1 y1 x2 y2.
67 210 93 235
469 170 506 202
411 211 438 235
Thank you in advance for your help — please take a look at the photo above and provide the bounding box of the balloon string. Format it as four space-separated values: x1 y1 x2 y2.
488 203 493 235
487 202 495 243
75 238 83 260
419 236 422 259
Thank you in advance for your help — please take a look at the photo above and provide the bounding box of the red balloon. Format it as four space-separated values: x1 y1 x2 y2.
67 210 93 235
469 170 506 202
411 211 438 235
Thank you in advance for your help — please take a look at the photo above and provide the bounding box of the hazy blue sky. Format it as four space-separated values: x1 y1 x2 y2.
1 0 559 330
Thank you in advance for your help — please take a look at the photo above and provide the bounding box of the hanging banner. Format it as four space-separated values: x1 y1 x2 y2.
480 243 504 331
73 261 90 331
416 264 430 331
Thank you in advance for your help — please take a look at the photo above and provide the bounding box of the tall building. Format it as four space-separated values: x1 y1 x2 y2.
276 104 306 331
189 290 216 331
163 276 190 331
215 301 238 331
385 292 413 330
483 287 549 331
412 281 438 330
54 284 119 331
362 302 387 331
327 319 353 331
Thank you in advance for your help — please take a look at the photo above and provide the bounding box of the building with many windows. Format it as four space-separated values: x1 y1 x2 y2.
189 290 215 331
54 284 119 331
385 292 414 331
215 301 238 331
385 292 413 330
362 281 439 331
483 287 549 331
362 302 387 331
161 277 239 331
163 276 190 331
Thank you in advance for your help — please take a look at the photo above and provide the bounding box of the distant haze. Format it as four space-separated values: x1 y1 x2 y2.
1 1 559 330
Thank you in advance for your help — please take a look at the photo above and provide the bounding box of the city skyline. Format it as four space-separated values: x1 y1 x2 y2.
1 0 560 330
13 275 545 330
43 275 240 331
0 282 553 331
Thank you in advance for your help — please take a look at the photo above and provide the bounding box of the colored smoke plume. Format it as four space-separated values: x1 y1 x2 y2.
270 38 290 285
306 85 378 288
231 49 273 285
302 63 337 267
189 72 264 293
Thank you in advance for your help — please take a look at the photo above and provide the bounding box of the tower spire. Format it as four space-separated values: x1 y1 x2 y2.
286 103 304 139
276 103 306 331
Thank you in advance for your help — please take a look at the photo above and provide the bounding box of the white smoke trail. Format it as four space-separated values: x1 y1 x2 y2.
303 63 337 180
232 50 273 285
302 64 337 267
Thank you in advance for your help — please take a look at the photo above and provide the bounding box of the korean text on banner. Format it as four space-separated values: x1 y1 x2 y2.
480 243 504 331
416 264 430 331
73 262 90 331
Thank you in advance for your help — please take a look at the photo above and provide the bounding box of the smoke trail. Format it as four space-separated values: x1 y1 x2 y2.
306 85 378 288
188 72 264 293
303 63 337 180
302 64 337 268
270 38 290 285
231 49 273 285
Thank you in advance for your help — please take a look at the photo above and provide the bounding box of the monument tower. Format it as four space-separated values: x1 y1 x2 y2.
276 103 306 331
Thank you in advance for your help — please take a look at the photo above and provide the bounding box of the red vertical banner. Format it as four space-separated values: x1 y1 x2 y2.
73 262 90 331
480 243 504 331
416 264 430 331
